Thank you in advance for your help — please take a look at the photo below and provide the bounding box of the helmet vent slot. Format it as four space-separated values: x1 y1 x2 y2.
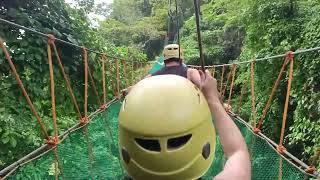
167 134 192 150
135 138 161 152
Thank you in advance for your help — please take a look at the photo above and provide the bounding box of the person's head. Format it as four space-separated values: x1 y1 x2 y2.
163 44 184 66
119 75 216 180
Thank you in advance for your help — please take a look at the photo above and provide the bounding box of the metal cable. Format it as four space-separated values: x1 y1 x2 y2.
0 18 148 63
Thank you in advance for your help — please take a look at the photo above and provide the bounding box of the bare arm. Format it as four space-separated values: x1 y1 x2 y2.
199 70 251 180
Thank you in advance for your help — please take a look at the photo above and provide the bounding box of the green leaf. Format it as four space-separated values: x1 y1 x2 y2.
2 137 9 144
21 41 28 47
10 137 17 148
35 54 42 61
7 8 20 18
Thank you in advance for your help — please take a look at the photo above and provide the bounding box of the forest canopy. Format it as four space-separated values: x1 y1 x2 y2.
0 0 319 172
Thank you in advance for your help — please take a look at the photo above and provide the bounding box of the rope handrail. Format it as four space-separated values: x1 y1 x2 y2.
0 18 149 64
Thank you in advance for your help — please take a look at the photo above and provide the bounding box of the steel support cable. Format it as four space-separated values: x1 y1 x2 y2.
188 45 320 68
0 18 148 63
193 0 206 72
0 37 49 139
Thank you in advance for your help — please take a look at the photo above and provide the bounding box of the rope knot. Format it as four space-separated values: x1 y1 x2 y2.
253 128 261 134
46 136 59 147
101 54 107 61
99 104 107 111
277 145 286 154
252 58 257 64
223 103 232 112
285 51 294 61
82 47 87 54
48 34 55 44
305 166 316 174
80 116 89 125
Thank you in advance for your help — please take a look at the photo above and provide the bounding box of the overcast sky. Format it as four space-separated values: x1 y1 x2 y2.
65 0 114 5
65 0 113 25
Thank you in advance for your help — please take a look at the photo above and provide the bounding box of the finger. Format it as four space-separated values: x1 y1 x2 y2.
198 69 204 76
198 70 205 81
205 70 211 77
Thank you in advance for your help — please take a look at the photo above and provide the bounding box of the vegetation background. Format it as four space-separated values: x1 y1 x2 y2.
0 0 319 172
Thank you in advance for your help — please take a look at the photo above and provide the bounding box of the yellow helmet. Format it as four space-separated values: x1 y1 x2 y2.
119 75 216 180
163 44 184 61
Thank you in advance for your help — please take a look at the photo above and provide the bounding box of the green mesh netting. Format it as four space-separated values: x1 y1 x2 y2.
7 100 307 180
5 59 309 180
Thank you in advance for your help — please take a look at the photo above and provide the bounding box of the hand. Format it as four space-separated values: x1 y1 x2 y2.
199 70 220 103
121 89 129 97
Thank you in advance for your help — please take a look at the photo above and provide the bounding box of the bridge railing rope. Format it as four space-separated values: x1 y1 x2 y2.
188 50 319 178
0 17 152 179
1 14 320 179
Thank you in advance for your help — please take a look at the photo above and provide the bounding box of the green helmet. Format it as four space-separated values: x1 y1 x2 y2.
119 75 216 180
